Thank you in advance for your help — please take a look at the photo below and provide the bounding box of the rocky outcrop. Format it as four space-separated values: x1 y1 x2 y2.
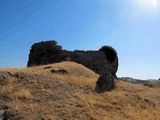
27 41 62 66
50 69 68 75
27 40 118 77
95 72 114 93
0 72 12 86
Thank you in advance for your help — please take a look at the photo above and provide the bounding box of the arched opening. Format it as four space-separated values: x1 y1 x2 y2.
99 46 117 63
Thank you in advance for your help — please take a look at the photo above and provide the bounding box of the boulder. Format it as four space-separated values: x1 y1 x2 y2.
95 72 115 93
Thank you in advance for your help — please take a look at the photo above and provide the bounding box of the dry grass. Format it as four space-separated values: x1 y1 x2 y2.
15 89 32 99
0 61 159 120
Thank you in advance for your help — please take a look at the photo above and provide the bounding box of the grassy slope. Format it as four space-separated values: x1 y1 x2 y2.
0 62 160 120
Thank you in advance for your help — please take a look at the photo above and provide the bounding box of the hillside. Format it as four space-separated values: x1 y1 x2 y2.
0 62 160 120
120 77 160 87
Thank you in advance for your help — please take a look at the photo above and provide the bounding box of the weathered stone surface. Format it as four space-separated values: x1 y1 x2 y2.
27 41 62 66
50 69 68 75
0 72 12 86
27 40 118 77
95 72 114 93
0 110 5 120
3 109 17 120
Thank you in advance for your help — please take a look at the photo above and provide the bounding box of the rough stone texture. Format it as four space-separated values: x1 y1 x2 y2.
27 41 62 66
0 72 12 86
0 72 11 80
3 109 19 120
0 109 5 120
27 40 118 77
50 69 68 75
95 72 114 93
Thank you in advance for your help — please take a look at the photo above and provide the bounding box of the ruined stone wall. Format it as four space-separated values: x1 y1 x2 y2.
27 40 118 77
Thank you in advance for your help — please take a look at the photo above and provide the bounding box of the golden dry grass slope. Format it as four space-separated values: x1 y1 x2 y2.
0 62 160 120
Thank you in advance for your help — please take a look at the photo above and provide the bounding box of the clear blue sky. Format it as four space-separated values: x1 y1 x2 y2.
0 0 160 79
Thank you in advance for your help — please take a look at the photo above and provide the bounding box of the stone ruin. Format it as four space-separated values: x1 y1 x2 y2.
27 40 119 93
27 40 118 77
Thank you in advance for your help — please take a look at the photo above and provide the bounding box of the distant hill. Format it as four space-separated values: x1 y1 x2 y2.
120 77 160 87
0 62 160 120
120 77 151 83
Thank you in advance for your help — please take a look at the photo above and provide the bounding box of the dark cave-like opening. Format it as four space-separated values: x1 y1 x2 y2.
99 46 117 63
